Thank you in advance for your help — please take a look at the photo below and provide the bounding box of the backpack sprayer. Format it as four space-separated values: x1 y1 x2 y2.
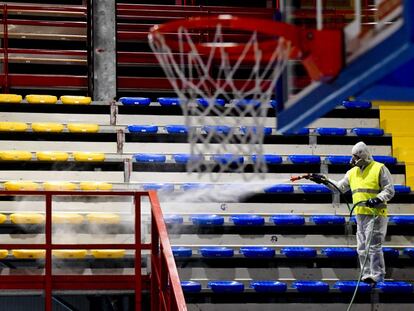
290 173 380 311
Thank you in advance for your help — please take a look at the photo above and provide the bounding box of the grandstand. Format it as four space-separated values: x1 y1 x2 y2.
0 0 414 311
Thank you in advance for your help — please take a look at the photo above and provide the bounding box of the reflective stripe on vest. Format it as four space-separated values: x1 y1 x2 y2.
348 161 387 216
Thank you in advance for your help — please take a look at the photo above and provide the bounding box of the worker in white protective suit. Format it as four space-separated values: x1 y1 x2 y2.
309 141 395 284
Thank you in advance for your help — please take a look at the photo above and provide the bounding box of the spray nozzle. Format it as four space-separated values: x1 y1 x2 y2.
290 174 311 182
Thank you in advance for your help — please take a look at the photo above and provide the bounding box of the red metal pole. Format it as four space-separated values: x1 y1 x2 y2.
2 4 9 93
134 193 142 311
45 194 53 311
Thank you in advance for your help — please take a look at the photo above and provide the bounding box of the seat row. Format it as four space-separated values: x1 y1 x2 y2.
0 122 100 133
0 94 91 105
0 213 120 225
0 249 125 259
0 151 106 162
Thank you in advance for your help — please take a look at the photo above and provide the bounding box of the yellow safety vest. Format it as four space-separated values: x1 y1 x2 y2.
348 161 387 216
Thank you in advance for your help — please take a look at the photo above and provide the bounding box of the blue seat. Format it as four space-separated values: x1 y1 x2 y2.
208 281 244 293
326 155 352 165
235 99 261 108
316 127 347 136
352 128 384 136
157 97 181 106
172 247 192 257
143 183 174 192
181 281 202 293
283 128 310 135
372 155 397 164
163 215 183 224
240 247 275 258
264 184 294 193
383 247 399 258
269 100 278 109
291 280 329 293
342 100 372 109
250 281 287 293
300 184 331 193
288 155 320 164
240 127 272 136
165 125 189 134
197 98 226 107
133 153 166 163
394 185 411 193
191 214 224 226
333 281 371 293
281 247 317 258
173 154 203 164
251 154 282 164
211 154 244 165
349 216 357 223
181 183 212 191
230 215 265 226
311 215 346 225
202 125 231 135
403 248 414 257
321 247 357 258
376 281 413 293
199 247 234 257
119 97 151 106
128 125 158 133
389 215 414 225
270 215 305 225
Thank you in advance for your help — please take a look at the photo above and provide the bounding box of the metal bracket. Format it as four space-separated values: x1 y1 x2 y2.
124 158 132 183
117 129 124 154
110 100 118 125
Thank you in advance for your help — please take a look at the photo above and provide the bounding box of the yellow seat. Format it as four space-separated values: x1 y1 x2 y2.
43 181 77 191
73 152 105 162
79 182 113 191
0 150 32 161
0 214 7 224
0 250 8 259
31 122 64 133
52 213 84 224
0 94 22 104
90 249 126 259
60 95 92 105
36 151 69 162
10 213 45 224
0 122 28 132
4 181 40 191
26 94 57 104
86 213 120 224
67 123 99 133
53 250 87 259
12 250 45 259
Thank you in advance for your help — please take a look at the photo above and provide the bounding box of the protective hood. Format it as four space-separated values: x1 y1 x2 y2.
351 141 373 167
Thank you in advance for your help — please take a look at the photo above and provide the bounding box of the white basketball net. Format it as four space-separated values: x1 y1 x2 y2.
149 23 291 182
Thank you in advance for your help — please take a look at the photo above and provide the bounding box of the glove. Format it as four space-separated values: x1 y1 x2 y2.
308 173 328 184
366 197 382 208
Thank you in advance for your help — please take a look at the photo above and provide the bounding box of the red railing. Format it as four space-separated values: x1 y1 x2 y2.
0 190 186 311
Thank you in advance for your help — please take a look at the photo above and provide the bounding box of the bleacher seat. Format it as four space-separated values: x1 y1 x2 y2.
269 100 278 109
133 153 166 163
202 126 231 135
211 154 244 165
240 127 272 136
12 250 45 259
86 213 120 224
197 98 226 107
394 185 411 193
165 125 189 134
143 183 174 192
383 247 399 258
316 127 347 136
375 281 413 293
321 247 357 258
281 247 317 258
0 94 22 103
73 152 105 162
53 250 87 259
36 151 69 161
310 215 346 225
26 95 57 104
372 155 397 164
191 215 224 226
0 122 28 132
52 213 84 224
0 150 32 161
4 181 40 191
251 154 282 164
0 250 8 259
208 281 244 293
352 128 384 136
43 181 77 191
288 155 320 164
333 281 371 293
283 128 309 135
172 247 192 258
181 281 202 293
0 214 6 224
67 123 99 133
157 97 181 106
10 213 45 224
79 182 113 191
173 154 203 164
199 247 234 258
90 250 126 259
31 122 64 133
264 184 294 193
250 281 287 293
342 100 372 109
230 215 265 226
389 216 414 225
300 184 331 193
119 97 151 106
326 155 352 165
403 248 414 257
291 280 329 293
235 99 260 108
164 215 184 224
181 183 212 191
270 215 305 225
240 247 275 258
128 125 158 133
60 96 91 105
